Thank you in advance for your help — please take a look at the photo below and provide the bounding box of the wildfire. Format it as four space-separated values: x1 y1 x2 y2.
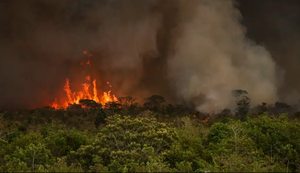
50 77 118 109
203 117 209 122
51 99 59 110
50 51 118 109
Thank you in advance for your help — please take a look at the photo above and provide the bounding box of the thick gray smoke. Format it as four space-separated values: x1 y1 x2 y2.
0 0 283 111
239 0 300 104
167 0 280 112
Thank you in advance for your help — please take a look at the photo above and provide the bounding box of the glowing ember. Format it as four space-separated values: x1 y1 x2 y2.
203 117 209 122
87 60 91 65
107 81 112 88
86 75 91 81
83 50 87 54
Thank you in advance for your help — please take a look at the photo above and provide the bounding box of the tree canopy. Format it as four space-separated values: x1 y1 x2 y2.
1 95 300 172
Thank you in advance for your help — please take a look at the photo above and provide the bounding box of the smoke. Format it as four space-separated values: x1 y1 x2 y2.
0 0 163 109
167 0 280 112
239 0 300 104
0 0 284 111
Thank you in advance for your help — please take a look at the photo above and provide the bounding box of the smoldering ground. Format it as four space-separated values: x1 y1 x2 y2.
0 0 297 112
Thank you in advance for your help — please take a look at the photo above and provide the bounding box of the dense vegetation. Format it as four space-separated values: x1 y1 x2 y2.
1 95 300 172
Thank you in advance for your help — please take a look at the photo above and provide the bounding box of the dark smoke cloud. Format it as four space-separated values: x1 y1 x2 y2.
0 0 167 109
238 0 300 104
0 0 297 111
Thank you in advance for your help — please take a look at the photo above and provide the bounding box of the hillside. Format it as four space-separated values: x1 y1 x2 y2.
0 95 300 172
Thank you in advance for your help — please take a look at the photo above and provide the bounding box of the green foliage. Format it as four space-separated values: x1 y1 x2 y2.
176 161 193 172
45 156 83 172
10 133 44 149
97 115 177 153
5 131 21 143
73 115 177 172
1 97 300 172
244 114 300 171
207 122 232 144
44 128 89 157
165 117 212 171
208 121 267 172
4 143 53 172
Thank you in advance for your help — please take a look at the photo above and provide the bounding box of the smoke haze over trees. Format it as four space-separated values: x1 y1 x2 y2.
0 0 299 111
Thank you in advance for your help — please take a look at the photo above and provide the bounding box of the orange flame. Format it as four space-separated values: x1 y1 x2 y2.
82 83 91 99
93 79 100 103
203 117 209 122
50 56 118 109
63 78 73 103
51 99 59 109
50 78 119 109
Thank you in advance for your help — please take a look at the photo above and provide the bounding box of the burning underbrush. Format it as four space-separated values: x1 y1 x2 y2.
49 51 119 110
50 77 119 110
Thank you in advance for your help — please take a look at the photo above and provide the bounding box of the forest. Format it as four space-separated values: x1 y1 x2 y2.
1 94 300 172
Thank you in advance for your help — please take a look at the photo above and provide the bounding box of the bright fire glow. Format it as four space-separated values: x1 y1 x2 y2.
50 51 118 109
50 77 118 109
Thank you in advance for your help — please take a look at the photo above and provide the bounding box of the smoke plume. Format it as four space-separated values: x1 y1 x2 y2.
239 0 300 104
167 0 280 112
0 0 285 111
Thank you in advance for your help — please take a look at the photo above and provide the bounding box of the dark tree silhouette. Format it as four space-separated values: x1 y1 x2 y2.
67 103 82 110
79 99 101 109
143 95 166 112
118 96 136 107
104 102 122 114
94 108 106 128
231 89 248 101
236 96 251 119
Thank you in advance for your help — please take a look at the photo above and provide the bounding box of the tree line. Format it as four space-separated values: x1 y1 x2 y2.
0 94 300 172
